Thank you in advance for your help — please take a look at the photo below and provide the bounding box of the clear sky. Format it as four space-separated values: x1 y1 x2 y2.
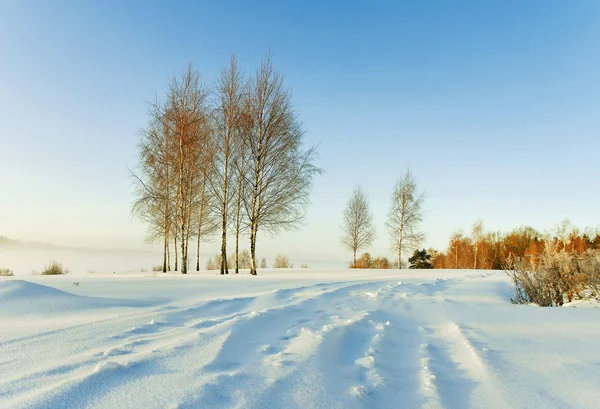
1 1 599 267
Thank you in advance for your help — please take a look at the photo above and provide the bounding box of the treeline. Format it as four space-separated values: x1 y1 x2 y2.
431 220 600 270
132 53 321 275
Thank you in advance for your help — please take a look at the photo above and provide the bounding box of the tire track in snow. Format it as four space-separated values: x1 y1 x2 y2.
242 280 412 409
2 281 371 409
174 281 380 409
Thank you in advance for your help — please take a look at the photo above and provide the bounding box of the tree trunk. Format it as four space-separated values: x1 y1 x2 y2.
220 153 229 275
196 235 200 271
174 236 178 272
234 137 246 275
220 221 227 275
353 250 356 269
234 227 240 274
163 232 168 273
181 222 187 274
182 208 190 274
400 247 403 269
167 240 171 271
250 224 257 275
249 149 261 276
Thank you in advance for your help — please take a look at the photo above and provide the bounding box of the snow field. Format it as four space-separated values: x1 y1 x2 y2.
0 269 599 408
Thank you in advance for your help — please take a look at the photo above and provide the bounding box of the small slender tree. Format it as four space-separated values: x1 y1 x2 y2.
386 169 425 269
472 219 484 269
340 186 377 268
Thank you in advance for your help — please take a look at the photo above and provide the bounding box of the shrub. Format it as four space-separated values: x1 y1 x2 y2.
206 254 232 271
273 254 290 268
351 253 391 269
0 268 14 276
353 253 372 268
504 244 600 306
152 265 163 272
260 258 268 269
226 250 252 270
41 261 69 275
301 264 308 268
371 256 391 269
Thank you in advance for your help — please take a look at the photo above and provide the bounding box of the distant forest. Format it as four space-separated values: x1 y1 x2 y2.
430 220 600 270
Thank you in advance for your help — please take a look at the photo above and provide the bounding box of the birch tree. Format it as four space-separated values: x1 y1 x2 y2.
386 169 425 268
472 219 484 269
131 101 174 273
193 148 219 271
340 186 377 268
209 55 246 275
164 64 211 274
243 54 322 275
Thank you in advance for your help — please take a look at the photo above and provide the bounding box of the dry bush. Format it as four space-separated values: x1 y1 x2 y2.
371 256 391 269
351 253 391 269
301 264 308 268
41 261 69 276
207 254 232 271
0 268 14 276
152 265 163 272
227 250 251 270
504 245 600 306
352 253 372 269
273 254 290 269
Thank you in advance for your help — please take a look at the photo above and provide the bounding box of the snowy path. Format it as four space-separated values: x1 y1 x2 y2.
1 270 599 408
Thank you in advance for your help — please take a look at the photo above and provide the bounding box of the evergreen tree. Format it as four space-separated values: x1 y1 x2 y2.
408 249 433 269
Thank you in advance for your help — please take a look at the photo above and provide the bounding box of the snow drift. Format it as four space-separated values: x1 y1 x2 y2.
0 269 598 409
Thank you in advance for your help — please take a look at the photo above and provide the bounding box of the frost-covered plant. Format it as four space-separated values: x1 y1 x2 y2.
0 268 14 276
41 261 69 275
504 243 600 306
273 254 290 269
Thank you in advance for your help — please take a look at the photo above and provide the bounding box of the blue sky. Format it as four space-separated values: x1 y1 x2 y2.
1 1 599 266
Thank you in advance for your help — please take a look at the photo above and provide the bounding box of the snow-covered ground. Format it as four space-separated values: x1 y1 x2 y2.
1 269 599 409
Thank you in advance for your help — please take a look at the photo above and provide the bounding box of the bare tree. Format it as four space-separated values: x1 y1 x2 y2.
341 186 377 268
243 53 322 275
232 96 252 274
385 169 425 269
131 99 175 273
193 159 219 271
472 219 484 269
164 64 211 274
142 112 177 274
208 55 246 275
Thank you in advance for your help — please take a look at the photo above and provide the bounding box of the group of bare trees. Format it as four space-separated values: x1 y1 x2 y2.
340 169 425 268
132 53 321 275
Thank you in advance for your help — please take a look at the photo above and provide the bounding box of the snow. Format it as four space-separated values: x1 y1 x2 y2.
0 269 599 408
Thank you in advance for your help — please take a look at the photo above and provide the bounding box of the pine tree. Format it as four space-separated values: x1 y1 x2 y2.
408 249 433 269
